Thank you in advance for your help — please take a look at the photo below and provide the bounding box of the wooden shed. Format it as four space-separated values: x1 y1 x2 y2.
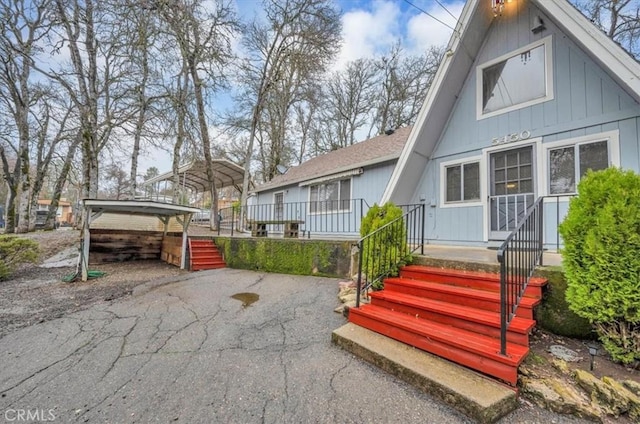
80 199 201 281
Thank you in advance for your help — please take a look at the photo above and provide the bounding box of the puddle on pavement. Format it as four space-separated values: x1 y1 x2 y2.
231 292 259 308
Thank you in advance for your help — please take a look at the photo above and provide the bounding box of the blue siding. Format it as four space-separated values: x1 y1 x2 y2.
351 160 397 206
409 1 640 247
252 160 397 236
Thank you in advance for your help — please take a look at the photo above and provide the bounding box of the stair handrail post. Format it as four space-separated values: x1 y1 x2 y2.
496 196 546 357
421 203 426 255
538 200 544 266
498 247 508 356
356 240 364 308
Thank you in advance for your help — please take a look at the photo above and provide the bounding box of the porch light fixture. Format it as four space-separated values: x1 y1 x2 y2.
492 0 505 16
492 0 512 16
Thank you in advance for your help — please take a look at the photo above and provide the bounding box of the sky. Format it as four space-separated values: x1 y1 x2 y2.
137 0 465 176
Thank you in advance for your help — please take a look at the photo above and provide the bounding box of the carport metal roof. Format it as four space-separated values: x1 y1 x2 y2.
80 199 202 282
142 159 246 192
83 199 201 216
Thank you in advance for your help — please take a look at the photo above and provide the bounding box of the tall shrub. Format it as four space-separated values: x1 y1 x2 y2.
558 167 640 363
0 236 39 280
359 203 412 289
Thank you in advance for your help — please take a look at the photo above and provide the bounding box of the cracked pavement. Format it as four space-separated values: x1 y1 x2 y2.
0 269 587 423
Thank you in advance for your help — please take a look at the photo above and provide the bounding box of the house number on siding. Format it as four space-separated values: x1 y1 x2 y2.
491 130 531 146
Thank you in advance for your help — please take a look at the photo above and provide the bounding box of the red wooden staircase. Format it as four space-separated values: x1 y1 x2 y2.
348 265 547 385
188 238 226 271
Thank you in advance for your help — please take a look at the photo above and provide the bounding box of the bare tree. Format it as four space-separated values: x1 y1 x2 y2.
370 43 443 136
321 58 378 150
48 0 135 201
291 84 321 164
121 5 163 199
0 105 19 232
154 0 238 228
237 0 341 207
28 89 74 230
104 162 131 200
46 129 80 229
575 0 640 58
0 0 52 233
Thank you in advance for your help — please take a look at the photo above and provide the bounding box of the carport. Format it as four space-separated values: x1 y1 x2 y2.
80 199 201 281
142 159 246 197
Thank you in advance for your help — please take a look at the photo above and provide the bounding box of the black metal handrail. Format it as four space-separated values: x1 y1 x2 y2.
217 199 370 237
496 196 544 356
355 204 425 307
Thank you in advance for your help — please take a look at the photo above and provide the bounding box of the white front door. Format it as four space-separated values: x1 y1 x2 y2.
489 145 535 240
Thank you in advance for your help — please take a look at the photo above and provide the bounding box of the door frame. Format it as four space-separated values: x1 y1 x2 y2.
481 137 543 242
273 191 285 232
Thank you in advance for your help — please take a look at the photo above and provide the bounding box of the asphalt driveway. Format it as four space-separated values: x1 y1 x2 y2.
0 269 587 423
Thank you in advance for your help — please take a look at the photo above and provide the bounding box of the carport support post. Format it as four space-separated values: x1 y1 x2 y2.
180 213 190 270
81 205 92 282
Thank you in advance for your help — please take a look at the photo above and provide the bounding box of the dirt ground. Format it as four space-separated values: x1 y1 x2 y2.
0 229 189 338
527 327 639 385
1 229 638 418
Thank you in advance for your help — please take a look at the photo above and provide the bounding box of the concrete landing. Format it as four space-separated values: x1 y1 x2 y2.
332 323 518 423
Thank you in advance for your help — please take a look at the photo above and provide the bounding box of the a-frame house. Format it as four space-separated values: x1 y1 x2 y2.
342 0 640 391
382 0 640 248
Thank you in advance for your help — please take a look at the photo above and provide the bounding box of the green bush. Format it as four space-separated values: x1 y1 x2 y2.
359 203 412 289
0 236 39 280
558 167 640 364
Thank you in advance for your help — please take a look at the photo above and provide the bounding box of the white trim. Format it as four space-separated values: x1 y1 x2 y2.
481 138 542 241
273 190 285 220
540 130 620 196
82 199 201 215
476 36 554 120
439 156 483 208
273 190 285 203
306 178 353 215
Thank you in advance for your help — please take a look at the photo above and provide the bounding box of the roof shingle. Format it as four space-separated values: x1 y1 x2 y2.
254 126 412 192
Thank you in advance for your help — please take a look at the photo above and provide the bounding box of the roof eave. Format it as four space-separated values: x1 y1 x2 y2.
381 0 488 203
537 0 640 102
252 153 401 194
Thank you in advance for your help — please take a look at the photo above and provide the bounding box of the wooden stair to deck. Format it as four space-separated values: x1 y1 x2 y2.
188 238 226 271
348 265 547 385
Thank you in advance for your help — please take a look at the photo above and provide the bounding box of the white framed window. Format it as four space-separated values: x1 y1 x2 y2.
440 157 482 207
477 36 554 120
544 131 620 196
273 191 284 219
309 178 351 213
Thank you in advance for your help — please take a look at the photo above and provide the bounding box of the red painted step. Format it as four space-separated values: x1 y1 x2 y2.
384 277 539 320
188 238 226 271
369 291 535 346
400 265 546 299
349 304 527 385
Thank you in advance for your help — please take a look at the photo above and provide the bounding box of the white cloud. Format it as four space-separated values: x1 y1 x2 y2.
406 1 464 54
335 1 401 69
